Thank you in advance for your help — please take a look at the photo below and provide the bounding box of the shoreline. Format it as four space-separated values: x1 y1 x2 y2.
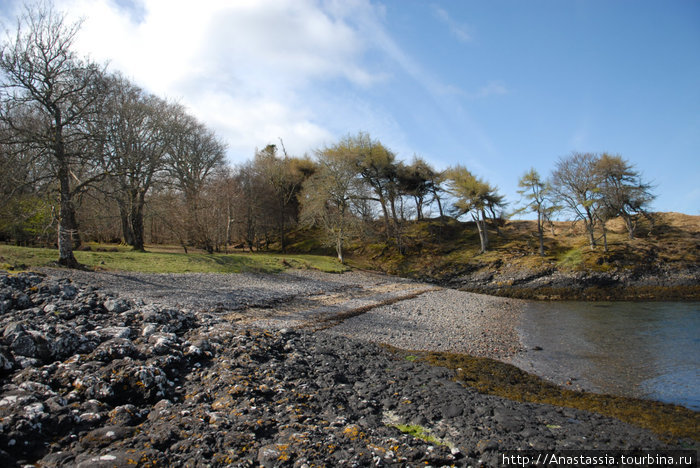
29 267 700 405
0 268 696 466
441 266 700 302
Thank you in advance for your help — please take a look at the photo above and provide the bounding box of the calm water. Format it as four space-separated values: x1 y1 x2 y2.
511 301 700 410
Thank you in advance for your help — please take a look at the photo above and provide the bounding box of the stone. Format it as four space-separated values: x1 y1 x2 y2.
103 298 130 313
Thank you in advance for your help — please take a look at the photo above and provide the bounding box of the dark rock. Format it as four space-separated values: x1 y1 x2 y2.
443 403 463 418
107 404 141 426
74 449 166 468
0 271 683 467
80 425 137 448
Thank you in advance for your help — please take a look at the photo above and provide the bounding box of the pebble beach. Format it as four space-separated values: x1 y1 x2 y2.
0 268 688 467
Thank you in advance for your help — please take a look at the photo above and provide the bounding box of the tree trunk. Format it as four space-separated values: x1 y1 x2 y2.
537 210 545 256
279 210 286 253
119 204 133 246
388 196 404 253
602 223 609 253
66 205 82 249
336 230 344 264
130 194 146 251
584 209 597 249
378 194 391 241
622 213 636 239
473 211 488 254
586 223 596 249
432 188 444 218
56 162 80 268
414 196 423 220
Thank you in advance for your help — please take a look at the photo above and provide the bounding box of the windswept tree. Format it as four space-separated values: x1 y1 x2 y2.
446 165 505 253
515 168 558 256
550 152 601 249
0 2 106 267
595 153 655 239
299 143 363 263
345 133 401 242
398 156 443 220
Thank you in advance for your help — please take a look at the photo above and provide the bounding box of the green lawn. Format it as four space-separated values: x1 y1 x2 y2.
0 244 348 274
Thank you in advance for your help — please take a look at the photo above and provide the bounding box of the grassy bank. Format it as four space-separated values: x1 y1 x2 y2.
348 212 698 277
0 244 348 274
334 212 700 300
386 346 699 445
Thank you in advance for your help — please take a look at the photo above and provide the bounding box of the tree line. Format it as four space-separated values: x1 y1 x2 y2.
0 3 655 266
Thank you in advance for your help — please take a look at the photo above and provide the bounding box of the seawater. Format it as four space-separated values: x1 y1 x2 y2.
511 301 700 411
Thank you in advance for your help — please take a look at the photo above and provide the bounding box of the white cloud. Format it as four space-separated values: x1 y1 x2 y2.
432 5 471 43
30 0 387 161
0 0 497 165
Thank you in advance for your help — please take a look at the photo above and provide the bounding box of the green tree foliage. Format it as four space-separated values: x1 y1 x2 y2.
445 165 505 253
345 132 402 245
398 156 445 220
299 142 363 263
0 195 53 245
595 153 655 239
253 143 311 252
515 168 558 256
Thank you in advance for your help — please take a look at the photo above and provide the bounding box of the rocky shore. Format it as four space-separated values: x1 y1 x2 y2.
443 264 700 301
0 270 688 467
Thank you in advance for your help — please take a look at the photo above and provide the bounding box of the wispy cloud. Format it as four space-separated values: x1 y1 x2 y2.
0 0 495 164
432 4 471 43
473 81 509 99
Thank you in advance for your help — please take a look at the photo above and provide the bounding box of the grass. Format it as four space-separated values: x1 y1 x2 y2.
0 244 348 274
556 247 584 270
383 346 700 445
389 424 447 447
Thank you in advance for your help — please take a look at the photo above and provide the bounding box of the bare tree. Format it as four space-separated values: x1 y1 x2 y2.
229 160 273 251
550 152 601 249
99 74 169 251
0 2 105 267
164 105 226 252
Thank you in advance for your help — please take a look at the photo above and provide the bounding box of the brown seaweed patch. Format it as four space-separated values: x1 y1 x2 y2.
383 346 699 443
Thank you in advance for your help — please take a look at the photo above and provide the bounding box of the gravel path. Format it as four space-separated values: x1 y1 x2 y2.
42 268 523 360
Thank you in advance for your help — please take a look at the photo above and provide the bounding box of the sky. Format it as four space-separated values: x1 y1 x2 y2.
1 0 698 216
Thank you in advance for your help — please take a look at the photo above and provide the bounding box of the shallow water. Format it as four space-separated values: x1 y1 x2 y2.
511 301 700 410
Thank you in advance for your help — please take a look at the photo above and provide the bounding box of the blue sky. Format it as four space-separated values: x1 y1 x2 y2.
2 0 698 215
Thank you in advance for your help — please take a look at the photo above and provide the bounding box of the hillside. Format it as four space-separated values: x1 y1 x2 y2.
337 212 700 300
